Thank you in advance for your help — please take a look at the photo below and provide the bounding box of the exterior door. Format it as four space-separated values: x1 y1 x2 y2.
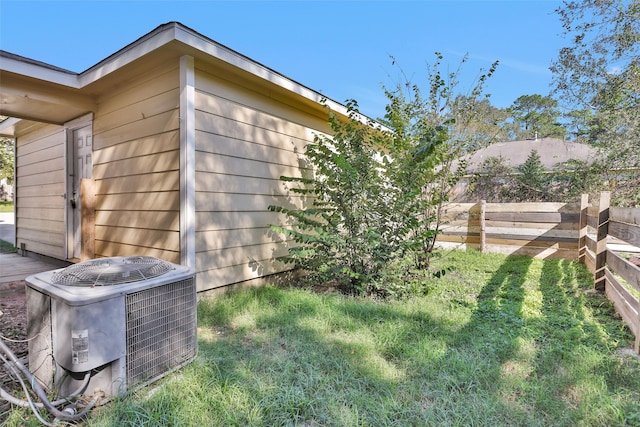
67 125 93 259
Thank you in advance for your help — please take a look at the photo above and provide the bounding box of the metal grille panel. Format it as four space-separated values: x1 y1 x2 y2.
125 278 197 388
52 256 174 287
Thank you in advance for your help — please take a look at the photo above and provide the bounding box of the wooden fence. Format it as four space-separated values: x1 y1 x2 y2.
438 201 581 260
436 195 640 354
580 192 640 353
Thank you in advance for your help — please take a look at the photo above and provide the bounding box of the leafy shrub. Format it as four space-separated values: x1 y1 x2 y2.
270 55 497 296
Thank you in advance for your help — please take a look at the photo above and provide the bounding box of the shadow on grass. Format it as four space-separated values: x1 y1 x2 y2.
194 287 452 425
530 259 640 422
429 254 533 424
103 254 640 426
192 255 537 425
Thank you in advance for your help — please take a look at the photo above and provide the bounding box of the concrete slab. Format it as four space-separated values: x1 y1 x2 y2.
0 212 15 245
0 253 61 288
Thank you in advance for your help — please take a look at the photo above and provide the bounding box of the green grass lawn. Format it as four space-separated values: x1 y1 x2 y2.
0 240 16 254
4 251 640 426
0 201 13 213
0 202 15 253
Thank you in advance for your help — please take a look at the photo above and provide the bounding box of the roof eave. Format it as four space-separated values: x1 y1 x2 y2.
0 117 20 137
1 21 375 127
0 51 81 88
78 22 353 119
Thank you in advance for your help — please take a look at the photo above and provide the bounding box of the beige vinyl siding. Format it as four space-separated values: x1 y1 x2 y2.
92 66 181 264
194 69 331 291
15 124 66 258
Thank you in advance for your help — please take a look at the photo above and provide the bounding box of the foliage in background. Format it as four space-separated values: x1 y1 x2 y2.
269 54 497 296
0 201 14 213
563 108 596 143
465 156 515 202
448 95 512 149
508 94 566 140
552 0 640 206
0 137 13 185
466 152 599 203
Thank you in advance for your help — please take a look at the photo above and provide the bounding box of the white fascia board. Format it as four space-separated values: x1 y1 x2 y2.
0 55 80 88
77 26 177 87
0 117 20 137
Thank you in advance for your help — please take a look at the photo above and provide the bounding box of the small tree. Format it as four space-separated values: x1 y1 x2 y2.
269 101 398 294
514 150 550 201
269 54 497 296
380 53 498 262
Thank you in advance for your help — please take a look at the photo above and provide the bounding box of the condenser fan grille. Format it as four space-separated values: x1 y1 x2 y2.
52 256 174 287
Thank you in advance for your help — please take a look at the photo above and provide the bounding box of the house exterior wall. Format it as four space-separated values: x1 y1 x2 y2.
193 68 331 291
92 66 182 264
14 123 66 259
4 23 362 293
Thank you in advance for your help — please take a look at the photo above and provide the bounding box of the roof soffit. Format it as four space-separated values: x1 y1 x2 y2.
0 71 97 124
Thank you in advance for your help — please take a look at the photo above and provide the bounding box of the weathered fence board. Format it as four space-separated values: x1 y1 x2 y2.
440 225 577 240
485 220 579 230
585 234 597 254
611 207 640 225
609 220 640 248
605 269 639 337
438 234 577 248
606 250 640 293
437 201 580 260
585 249 596 274
581 192 640 354
484 212 579 223
586 215 598 229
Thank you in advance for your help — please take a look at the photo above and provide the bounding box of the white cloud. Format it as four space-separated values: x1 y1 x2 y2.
446 49 551 76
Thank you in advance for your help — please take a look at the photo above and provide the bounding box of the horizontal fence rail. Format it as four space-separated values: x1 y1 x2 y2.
581 192 640 354
436 194 640 354
437 201 581 260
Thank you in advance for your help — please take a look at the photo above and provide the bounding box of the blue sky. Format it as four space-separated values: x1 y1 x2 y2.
0 0 566 120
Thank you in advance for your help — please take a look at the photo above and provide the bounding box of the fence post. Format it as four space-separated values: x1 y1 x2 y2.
633 310 640 354
480 200 486 253
578 194 588 264
594 191 610 291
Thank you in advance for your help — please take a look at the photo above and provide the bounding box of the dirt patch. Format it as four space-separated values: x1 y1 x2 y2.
0 281 28 417
0 281 28 359
617 347 640 362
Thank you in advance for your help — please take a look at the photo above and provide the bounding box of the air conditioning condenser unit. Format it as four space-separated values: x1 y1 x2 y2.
25 256 197 399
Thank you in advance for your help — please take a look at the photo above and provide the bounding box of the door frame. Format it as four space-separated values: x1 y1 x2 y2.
64 113 93 260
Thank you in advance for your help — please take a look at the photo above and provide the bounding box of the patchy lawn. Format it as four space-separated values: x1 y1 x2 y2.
4 251 640 426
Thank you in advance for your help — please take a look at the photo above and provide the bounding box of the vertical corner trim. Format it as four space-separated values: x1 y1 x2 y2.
180 55 196 269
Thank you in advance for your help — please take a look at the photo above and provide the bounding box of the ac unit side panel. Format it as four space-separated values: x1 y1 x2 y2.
26 286 54 390
52 296 126 372
125 276 197 389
